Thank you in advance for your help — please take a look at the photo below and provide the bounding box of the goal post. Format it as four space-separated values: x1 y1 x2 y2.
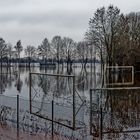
104 66 134 86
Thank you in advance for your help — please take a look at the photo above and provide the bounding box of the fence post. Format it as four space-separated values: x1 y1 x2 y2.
90 89 92 134
73 76 75 129
100 89 103 140
100 106 103 140
29 73 32 113
52 100 54 139
17 94 19 137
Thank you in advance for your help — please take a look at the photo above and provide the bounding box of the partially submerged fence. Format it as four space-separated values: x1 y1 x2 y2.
0 72 87 139
29 73 86 130
90 87 140 139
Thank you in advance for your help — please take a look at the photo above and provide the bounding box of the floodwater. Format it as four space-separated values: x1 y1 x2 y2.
0 64 140 140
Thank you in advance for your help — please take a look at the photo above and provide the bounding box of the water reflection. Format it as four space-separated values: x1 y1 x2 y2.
0 64 139 139
0 65 99 139
91 88 140 139
0 64 101 97
105 90 140 130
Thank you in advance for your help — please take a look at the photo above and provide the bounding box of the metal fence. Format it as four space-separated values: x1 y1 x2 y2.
0 94 88 140
90 87 140 139
29 73 86 130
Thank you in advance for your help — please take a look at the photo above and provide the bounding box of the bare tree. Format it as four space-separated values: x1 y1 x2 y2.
51 36 64 64
112 12 140 66
0 38 8 68
7 43 13 66
127 12 140 65
76 41 89 68
14 40 23 60
38 38 51 64
25 45 36 67
86 5 120 88
86 5 120 66
62 37 76 72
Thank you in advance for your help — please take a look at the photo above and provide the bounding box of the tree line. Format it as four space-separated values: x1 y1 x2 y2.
0 5 140 68
0 36 93 68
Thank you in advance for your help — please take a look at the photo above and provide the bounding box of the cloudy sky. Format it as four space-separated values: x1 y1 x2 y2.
0 0 140 47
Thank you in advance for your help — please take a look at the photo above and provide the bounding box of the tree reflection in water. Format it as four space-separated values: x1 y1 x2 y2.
0 67 16 94
34 73 74 114
0 65 140 139
91 88 140 139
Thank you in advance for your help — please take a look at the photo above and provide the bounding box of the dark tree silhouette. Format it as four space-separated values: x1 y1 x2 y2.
25 45 36 68
86 5 120 66
14 40 23 60
38 38 50 64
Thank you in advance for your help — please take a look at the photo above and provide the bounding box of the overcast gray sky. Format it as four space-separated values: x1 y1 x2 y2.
0 0 140 47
